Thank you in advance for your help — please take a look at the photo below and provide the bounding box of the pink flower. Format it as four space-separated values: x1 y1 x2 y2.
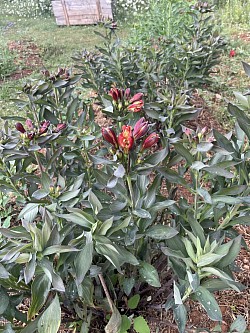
133 117 148 140
130 93 143 104
141 133 160 150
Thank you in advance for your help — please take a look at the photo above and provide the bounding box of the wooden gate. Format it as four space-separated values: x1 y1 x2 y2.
52 0 113 26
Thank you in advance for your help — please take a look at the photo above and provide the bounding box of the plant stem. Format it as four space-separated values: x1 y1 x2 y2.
34 151 43 175
126 175 134 209
98 273 113 312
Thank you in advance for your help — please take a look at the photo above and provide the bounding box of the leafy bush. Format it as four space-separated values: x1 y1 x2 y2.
1 0 52 18
0 56 249 332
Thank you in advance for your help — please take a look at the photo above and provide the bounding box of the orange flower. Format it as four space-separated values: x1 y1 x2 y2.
118 125 134 154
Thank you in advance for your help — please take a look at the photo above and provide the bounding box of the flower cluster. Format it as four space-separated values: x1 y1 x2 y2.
109 87 144 113
41 67 71 82
15 119 66 141
102 117 159 154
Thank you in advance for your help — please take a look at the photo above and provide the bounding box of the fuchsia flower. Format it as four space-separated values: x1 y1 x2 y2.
102 127 119 148
127 100 144 113
118 125 134 154
109 87 131 102
229 50 236 57
141 133 160 151
133 117 149 140
15 122 26 133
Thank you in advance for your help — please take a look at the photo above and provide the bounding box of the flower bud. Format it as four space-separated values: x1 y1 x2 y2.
130 92 143 104
133 117 148 140
25 119 34 130
141 133 160 150
127 100 144 113
55 123 67 132
15 122 26 133
39 120 50 135
102 127 119 148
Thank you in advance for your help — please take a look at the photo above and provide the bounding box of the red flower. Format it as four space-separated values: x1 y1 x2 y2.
109 87 123 102
229 50 236 57
15 122 26 133
141 133 160 150
130 92 143 104
102 127 118 148
133 117 148 140
127 100 144 112
118 125 134 154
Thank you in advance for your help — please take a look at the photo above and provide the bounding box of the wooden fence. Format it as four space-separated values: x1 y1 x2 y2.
52 0 113 26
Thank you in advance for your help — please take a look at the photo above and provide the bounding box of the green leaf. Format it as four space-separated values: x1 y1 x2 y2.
203 166 234 178
0 288 9 314
173 304 187 333
133 316 150 333
146 225 178 240
228 103 250 141
230 315 247 333
119 315 131 333
1 323 15 333
173 143 194 164
105 305 122 333
57 212 92 229
197 253 223 267
201 267 233 281
142 148 168 167
217 235 241 267
128 294 140 310
197 142 213 152
132 209 151 219
24 253 36 284
18 203 39 223
0 263 10 279
28 274 51 320
42 245 79 256
123 277 135 296
32 189 50 200
173 282 183 305
194 286 222 321
89 191 103 214
58 189 80 202
139 262 161 287
37 294 61 333
242 61 250 78
75 240 93 285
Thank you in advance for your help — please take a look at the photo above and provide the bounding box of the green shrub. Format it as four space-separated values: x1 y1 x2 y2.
0 47 16 79
0 60 249 332
1 0 52 18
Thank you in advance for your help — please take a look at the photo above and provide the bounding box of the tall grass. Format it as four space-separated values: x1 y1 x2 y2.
215 0 250 28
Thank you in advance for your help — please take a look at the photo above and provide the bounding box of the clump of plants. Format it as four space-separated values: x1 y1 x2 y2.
0 51 250 332
0 46 16 80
